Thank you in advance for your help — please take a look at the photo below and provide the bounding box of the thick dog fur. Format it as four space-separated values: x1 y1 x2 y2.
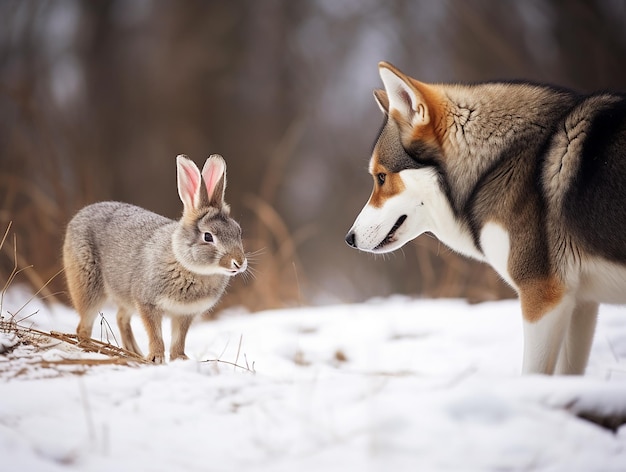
346 62 626 375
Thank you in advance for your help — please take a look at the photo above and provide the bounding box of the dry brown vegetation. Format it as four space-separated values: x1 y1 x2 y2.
1 1 625 311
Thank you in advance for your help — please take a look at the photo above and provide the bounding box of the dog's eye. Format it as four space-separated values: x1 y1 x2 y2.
377 173 386 186
203 232 214 243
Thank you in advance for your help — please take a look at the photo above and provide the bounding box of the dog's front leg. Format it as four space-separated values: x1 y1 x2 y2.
520 284 574 375
554 300 598 375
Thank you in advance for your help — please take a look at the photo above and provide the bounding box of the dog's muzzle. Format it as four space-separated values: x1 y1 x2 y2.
345 214 407 251
374 214 407 250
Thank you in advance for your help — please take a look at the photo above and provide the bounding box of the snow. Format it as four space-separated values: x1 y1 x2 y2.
1 288 626 471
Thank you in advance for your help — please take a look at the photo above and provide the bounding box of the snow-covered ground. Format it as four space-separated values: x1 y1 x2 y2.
1 287 626 471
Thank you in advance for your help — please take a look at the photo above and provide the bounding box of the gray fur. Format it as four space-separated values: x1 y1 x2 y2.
63 154 246 363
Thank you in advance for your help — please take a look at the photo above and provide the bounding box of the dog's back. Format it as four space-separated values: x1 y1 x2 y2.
558 94 626 263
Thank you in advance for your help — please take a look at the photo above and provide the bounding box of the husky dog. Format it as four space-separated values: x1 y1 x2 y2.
346 62 626 375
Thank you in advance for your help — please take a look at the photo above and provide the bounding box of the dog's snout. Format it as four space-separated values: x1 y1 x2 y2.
345 231 357 248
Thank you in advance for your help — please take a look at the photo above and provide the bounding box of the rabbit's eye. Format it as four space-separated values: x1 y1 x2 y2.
203 232 214 243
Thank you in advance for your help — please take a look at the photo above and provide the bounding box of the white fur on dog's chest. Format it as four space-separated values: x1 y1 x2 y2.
157 295 220 316
480 222 517 289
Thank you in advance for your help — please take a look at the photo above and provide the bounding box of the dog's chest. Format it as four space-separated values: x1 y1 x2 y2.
479 222 516 289
579 258 626 304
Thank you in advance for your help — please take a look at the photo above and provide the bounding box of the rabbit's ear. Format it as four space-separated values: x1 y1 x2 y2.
201 154 226 208
176 154 202 213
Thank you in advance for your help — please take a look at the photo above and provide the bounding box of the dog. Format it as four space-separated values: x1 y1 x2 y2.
345 61 626 375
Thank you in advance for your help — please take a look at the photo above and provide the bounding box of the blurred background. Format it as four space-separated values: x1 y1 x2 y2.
1 0 626 312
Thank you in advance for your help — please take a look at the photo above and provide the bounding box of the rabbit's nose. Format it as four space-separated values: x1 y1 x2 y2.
232 258 247 272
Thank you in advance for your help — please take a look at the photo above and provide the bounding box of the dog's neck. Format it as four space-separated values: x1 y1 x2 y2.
434 83 575 212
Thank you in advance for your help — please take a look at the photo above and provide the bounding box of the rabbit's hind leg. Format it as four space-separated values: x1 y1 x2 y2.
117 307 143 356
64 245 106 342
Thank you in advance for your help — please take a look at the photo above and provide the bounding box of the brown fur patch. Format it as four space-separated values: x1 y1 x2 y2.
367 160 406 209
519 277 565 323
410 120 439 145
408 79 448 146
378 61 447 147
383 82 447 150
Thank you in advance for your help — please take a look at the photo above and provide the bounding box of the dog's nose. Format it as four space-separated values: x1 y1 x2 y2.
345 231 357 248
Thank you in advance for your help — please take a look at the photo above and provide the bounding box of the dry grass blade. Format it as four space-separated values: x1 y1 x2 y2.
0 221 11 252
45 330 150 364
200 334 255 374
13 268 64 321
0 227 19 313
0 314 151 369
234 334 243 372
201 358 256 374
40 358 143 367
0 222 63 319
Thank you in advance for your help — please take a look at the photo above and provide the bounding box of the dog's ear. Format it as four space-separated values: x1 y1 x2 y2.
378 62 430 128
373 89 389 114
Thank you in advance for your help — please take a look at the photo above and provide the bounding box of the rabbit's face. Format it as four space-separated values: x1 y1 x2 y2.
174 153 247 277
173 208 247 277
198 209 247 275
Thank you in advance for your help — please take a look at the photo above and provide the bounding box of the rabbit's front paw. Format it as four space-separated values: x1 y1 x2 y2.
170 352 189 361
147 352 166 364
76 322 93 343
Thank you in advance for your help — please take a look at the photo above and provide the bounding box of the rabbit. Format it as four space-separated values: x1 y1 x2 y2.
63 154 247 363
